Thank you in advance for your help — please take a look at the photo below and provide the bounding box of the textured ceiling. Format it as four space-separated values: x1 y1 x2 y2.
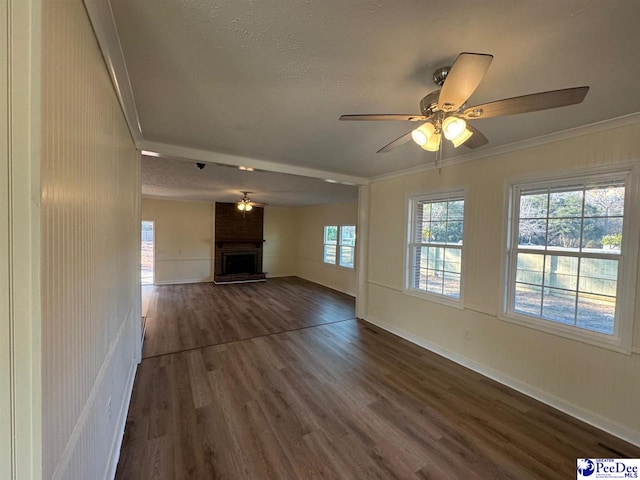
93 0 640 202
141 155 358 207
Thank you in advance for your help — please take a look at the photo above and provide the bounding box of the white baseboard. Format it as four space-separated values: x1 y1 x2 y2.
105 357 137 480
265 273 296 278
364 315 640 448
154 278 212 285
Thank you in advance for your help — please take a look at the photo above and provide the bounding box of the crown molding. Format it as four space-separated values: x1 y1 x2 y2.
84 0 142 145
371 112 640 183
139 140 370 186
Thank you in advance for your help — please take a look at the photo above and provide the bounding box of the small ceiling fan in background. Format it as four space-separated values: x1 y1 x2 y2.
236 191 267 212
340 52 589 154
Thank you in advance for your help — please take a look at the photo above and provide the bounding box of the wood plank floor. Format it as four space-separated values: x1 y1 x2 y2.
117 278 640 479
142 277 356 358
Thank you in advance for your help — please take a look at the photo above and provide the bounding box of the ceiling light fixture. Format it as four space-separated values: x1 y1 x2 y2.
411 122 435 146
442 116 467 141
238 166 254 172
141 150 161 157
411 114 474 153
237 191 255 213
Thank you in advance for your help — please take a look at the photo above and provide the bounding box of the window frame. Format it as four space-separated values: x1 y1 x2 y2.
500 165 640 354
404 188 466 307
338 225 356 269
323 225 338 265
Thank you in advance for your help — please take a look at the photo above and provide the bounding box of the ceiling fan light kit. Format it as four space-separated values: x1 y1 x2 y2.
340 52 589 158
237 191 267 212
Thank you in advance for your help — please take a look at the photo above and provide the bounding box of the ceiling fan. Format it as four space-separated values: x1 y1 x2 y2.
340 52 589 153
236 191 267 212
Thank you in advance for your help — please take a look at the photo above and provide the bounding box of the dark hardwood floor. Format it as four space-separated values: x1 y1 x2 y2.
142 277 356 358
117 277 640 479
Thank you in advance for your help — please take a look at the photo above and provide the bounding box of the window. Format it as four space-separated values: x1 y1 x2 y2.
407 191 465 303
323 225 337 264
503 168 639 351
339 225 356 268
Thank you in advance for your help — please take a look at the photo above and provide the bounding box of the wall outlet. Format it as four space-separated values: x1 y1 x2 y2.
107 397 112 422
464 329 471 340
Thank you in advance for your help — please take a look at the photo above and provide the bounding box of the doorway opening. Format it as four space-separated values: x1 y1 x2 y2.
141 221 154 285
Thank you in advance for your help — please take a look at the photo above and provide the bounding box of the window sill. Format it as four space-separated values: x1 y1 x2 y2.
402 287 464 310
498 311 631 355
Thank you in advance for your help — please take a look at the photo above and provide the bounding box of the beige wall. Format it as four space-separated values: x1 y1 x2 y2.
142 201 358 296
41 1 141 479
264 206 298 277
296 201 358 296
365 122 640 445
142 198 214 284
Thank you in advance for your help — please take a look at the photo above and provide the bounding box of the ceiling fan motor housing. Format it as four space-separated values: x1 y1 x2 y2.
420 90 441 116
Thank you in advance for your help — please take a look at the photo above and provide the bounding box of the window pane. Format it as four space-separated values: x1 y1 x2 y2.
583 217 622 253
446 221 464 244
443 272 460 298
519 192 548 219
549 189 583 218
542 287 576 326
426 270 443 295
324 226 337 244
511 178 627 341
576 294 615 335
514 283 542 316
516 253 544 285
419 202 431 223
544 255 578 291
547 218 581 250
428 247 444 271
413 247 427 289
409 194 464 301
444 248 462 274
518 219 546 246
579 258 618 296
429 221 447 243
340 225 356 246
431 202 448 221
419 221 431 243
584 185 624 217
339 246 354 268
323 245 336 264
448 200 464 220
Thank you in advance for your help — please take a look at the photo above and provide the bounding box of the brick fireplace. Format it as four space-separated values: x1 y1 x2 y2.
214 202 266 283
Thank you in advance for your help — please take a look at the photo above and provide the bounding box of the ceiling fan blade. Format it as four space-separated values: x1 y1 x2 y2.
339 114 428 121
461 86 589 119
377 130 414 153
464 124 489 149
438 52 493 112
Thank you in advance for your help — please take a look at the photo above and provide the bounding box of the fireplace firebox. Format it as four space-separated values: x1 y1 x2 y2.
223 252 257 275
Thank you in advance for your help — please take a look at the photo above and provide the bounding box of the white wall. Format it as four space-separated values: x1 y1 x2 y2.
365 121 640 446
264 206 298 277
41 1 141 479
2 0 42 478
296 202 358 296
141 198 214 284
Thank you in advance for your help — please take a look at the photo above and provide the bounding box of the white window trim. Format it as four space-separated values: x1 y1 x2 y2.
403 188 466 308
338 225 356 270
323 224 357 269
323 225 338 265
499 164 640 354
